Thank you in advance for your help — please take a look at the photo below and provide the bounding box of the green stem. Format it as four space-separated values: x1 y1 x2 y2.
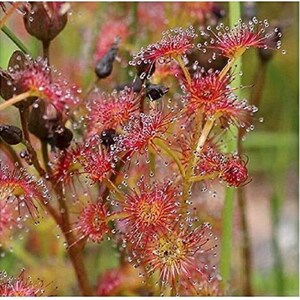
19 108 47 178
189 173 218 182
175 55 191 85
154 138 185 178
106 211 129 223
1 25 30 54
149 150 156 178
0 91 33 112
270 192 285 295
220 1 242 287
220 187 235 281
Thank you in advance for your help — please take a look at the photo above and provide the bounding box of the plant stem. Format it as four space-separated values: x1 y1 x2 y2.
149 150 156 178
270 192 285 295
41 140 52 174
19 108 46 177
249 60 268 107
106 211 129 223
37 111 92 294
175 55 191 85
154 138 185 178
0 91 33 112
1 25 30 54
220 1 242 287
181 114 202 213
19 108 61 224
55 183 93 295
189 173 218 182
181 113 218 214
194 117 216 154
237 185 253 295
42 40 51 64
219 47 245 80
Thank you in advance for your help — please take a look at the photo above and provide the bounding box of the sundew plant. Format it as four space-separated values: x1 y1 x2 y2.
0 1 298 297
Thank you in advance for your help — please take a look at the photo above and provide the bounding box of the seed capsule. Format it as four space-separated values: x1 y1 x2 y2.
95 41 119 79
0 125 23 145
136 61 156 79
146 84 169 101
23 3 69 42
51 125 73 150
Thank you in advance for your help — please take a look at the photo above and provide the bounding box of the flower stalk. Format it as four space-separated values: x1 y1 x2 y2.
175 55 191 85
220 0 242 286
1 25 30 54
0 91 34 112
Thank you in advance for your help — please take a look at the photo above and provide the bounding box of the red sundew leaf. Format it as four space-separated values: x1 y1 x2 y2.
117 111 174 158
219 154 250 187
179 268 224 296
0 270 52 296
86 87 139 137
0 161 50 219
131 26 197 65
7 56 80 113
134 222 218 293
74 201 110 244
183 70 257 128
0 201 16 237
198 18 281 58
81 147 115 183
121 180 180 247
52 143 85 184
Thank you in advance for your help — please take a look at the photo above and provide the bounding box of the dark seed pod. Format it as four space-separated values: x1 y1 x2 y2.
100 129 117 148
115 77 143 93
51 125 73 150
8 50 27 71
146 84 169 101
1 51 26 100
28 99 60 140
0 71 14 100
136 60 156 79
95 40 119 79
23 2 68 43
0 125 23 145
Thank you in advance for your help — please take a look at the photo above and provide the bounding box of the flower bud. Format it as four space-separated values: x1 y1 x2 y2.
23 2 69 43
0 125 23 145
95 40 119 79
146 84 169 101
